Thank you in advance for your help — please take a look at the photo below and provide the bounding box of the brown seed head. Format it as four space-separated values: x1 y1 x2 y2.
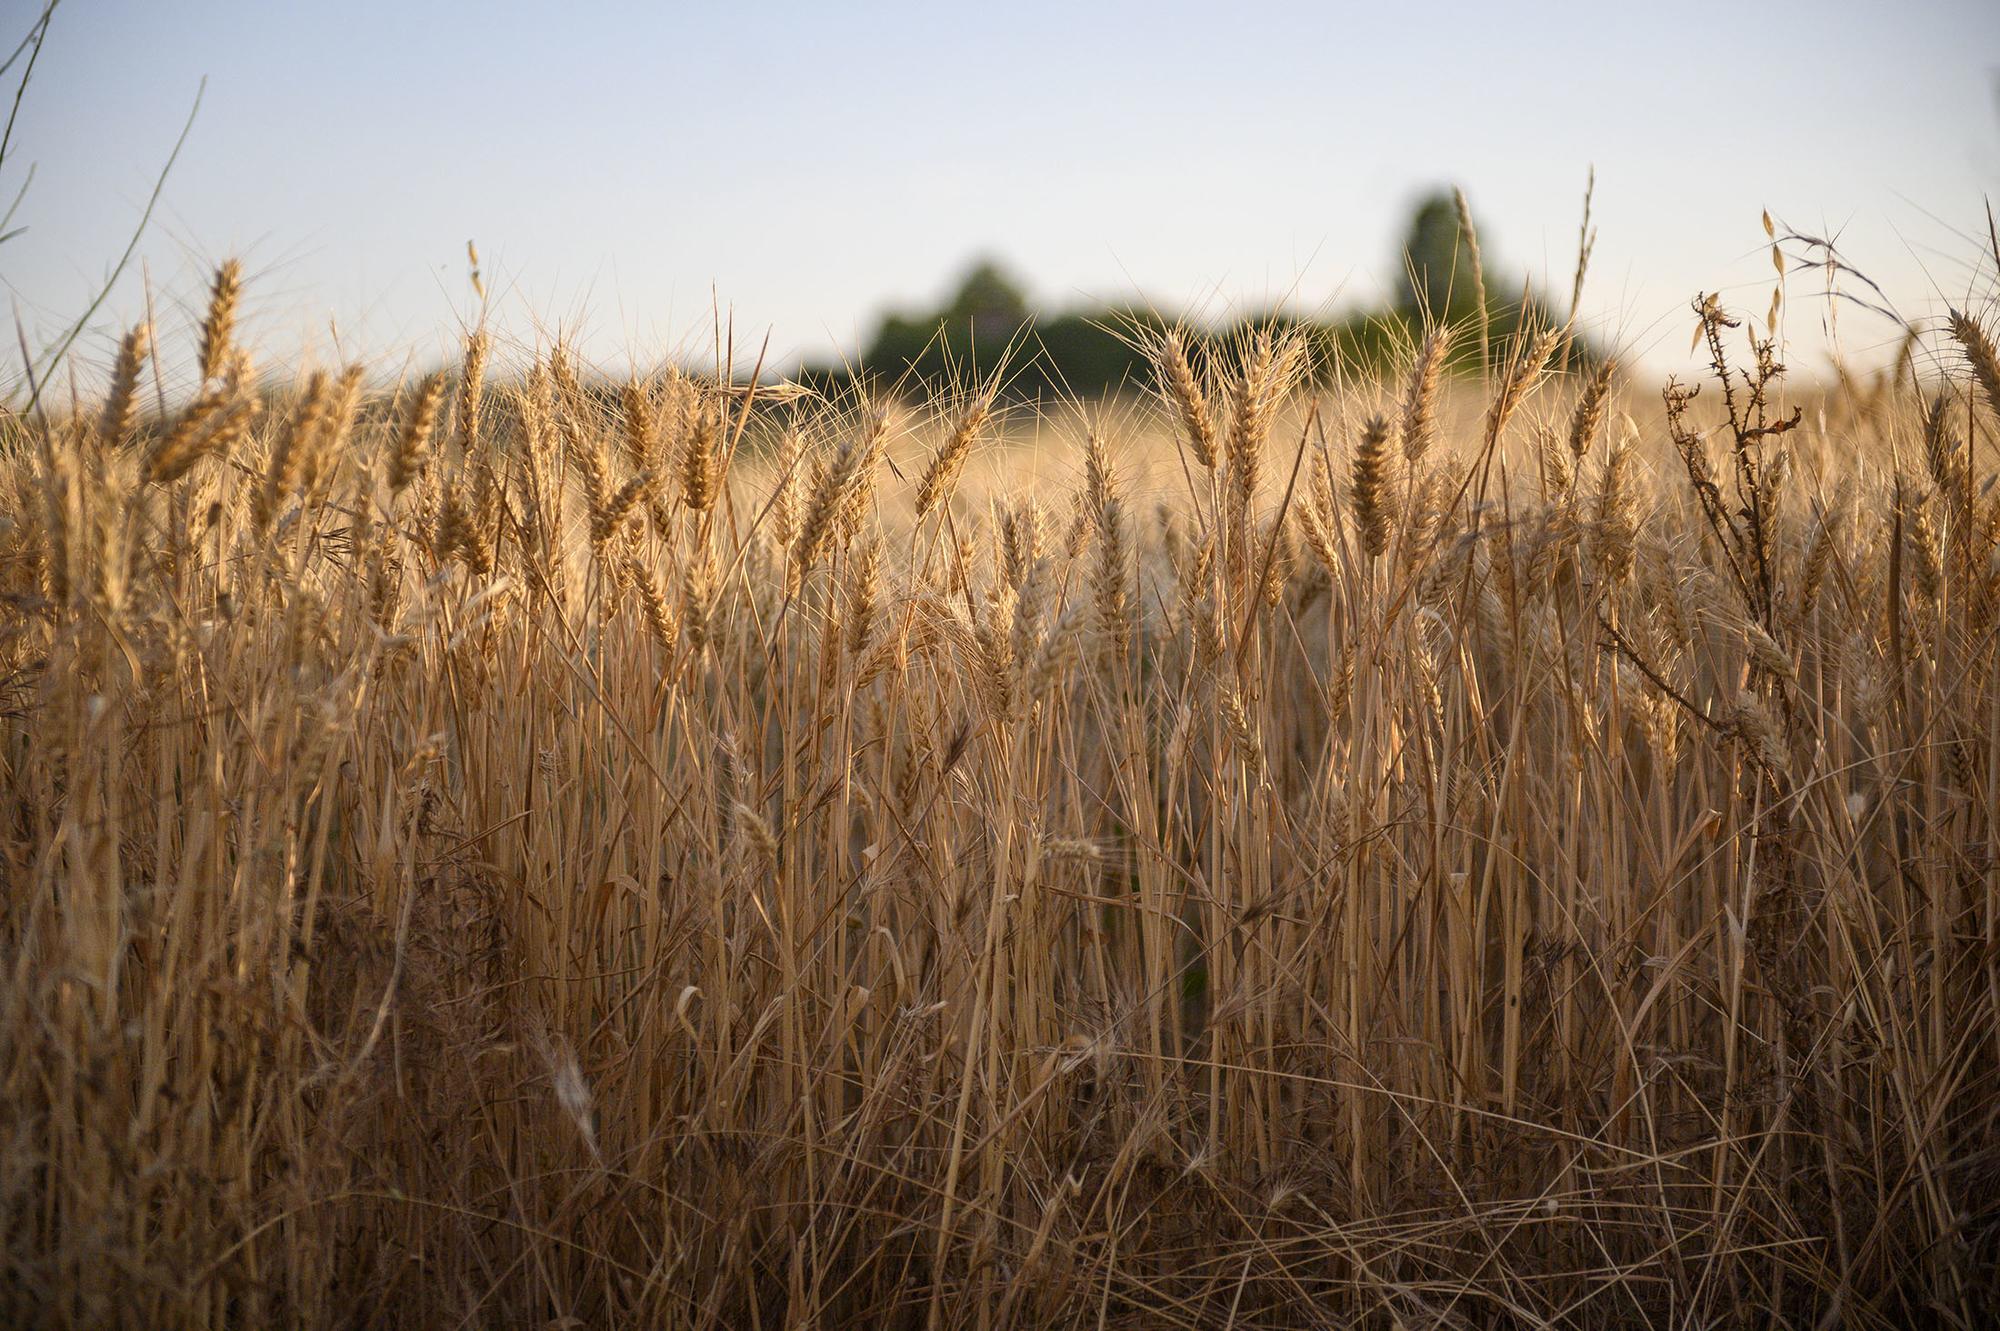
100 324 151 448
390 373 446 496
1160 330 1217 469
1399 326 1449 462
1949 309 2000 421
1227 332 1275 512
1351 415 1392 559
1568 358 1614 460
680 397 720 512
916 395 988 520
199 259 241 384
621 380 659 472
458 330 489 454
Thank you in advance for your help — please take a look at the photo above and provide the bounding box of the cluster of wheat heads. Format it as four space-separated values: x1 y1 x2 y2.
2 259 1998 1329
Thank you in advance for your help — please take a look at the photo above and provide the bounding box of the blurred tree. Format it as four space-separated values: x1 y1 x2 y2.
1389 188 1586 367
830 259 1158 398
1397 192 1484 326
850 259 1029 389
805 191 1594 398
939 259 1030 331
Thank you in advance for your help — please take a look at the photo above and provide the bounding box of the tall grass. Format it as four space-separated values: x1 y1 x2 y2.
2 259 1997 1328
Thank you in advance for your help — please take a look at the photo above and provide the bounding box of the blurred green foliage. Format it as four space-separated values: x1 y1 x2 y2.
800 190 1591 399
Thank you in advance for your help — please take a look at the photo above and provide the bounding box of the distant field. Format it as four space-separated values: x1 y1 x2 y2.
4 254 1998 1329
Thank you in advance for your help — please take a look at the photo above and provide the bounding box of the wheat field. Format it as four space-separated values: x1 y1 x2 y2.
3 252 1999 1328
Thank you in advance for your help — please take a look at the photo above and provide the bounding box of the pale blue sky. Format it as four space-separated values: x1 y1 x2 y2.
7 0 1998 385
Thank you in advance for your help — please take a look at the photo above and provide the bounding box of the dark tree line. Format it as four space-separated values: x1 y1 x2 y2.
800 189 1593 400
